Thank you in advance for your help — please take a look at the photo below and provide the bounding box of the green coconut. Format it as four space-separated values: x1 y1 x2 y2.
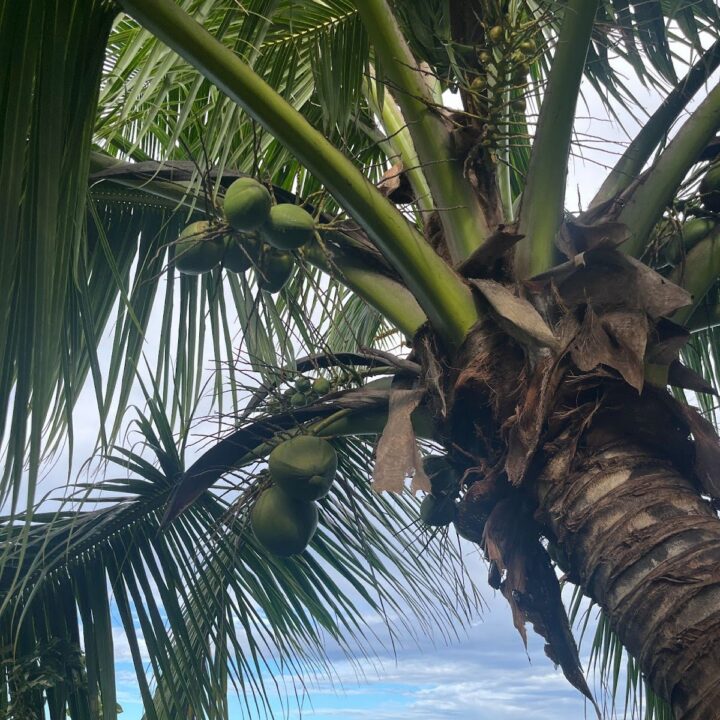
251 486 318 557
175 221 225 275
256 248 293 293
223 233 260 273
419 493 457 527
224 177 272 231
295 376 311 392
269 435 338 501
488 25 504 44
290 392 307 408
262 204 315 250
700 165 720 213
311 377 331 395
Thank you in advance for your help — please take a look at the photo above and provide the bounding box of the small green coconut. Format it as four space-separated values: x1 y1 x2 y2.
262 204 315 250
223 233 260 273
257 248 293 293
419 494 457 527
290 392 307 408
295 376 312 392
251 486 318 557
311 377 331 395
488 25 505 44
269 435 338 501
224 177 272 231
175 221 225 275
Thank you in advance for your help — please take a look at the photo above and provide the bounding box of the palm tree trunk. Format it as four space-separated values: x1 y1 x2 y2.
534 426 720 720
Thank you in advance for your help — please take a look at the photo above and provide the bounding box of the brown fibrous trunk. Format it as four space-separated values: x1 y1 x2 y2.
535 425 720 720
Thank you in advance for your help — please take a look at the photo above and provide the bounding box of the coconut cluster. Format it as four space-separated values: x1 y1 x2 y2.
468 21 537 149
173 177 316 294
251 436 338 557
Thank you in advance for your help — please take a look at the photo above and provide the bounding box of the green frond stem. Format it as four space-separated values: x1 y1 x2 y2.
670 227 720 325
515 0 600 279
315 404 435 440
498 85 514 222
354 0 490 264
90 153 201 213
363 74 434 214
619 82 720 258
229 403 434 470
304 242 427 339
118 0 479 352
592 39 720 208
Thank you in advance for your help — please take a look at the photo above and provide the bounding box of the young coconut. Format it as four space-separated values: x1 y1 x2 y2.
175 221 225 275
223 232 261 273
256 247 293 293
262 203 316 250
251 485 318 557
224 177 272 231
269 435 338 501
311 377 332 395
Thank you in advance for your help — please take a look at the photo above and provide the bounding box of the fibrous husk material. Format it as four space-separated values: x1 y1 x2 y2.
373 388 430 494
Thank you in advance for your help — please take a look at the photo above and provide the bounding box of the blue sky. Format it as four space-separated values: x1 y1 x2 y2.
111 568 601 720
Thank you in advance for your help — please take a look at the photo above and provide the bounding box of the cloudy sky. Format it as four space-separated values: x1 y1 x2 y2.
26 31 719 720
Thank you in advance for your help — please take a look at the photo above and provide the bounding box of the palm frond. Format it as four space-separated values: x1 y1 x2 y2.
1 392 480 719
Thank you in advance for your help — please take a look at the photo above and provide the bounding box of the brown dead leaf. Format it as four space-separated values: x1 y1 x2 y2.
646 318 690 364
470 279 560 350
558 217 631 257
627 256 692 318
553 249 690 320
667 360 718 396
458 224 524 277
483 499 530 647
377 162 415 205
482 501 598 714
372 389 430 493
570 307 648 392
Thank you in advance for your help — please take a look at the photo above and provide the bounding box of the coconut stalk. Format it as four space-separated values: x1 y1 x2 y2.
119 0 479 351
363 73 434 215
303 242 427 339
592 38 720 208
671 227 720 324
514 0 599 279
354 0 491 264
619 82 720 257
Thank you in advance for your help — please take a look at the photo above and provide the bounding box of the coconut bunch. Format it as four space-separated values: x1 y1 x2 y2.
173 177 316 293
469 19 537 147
251 436 337 557
284 374 332 409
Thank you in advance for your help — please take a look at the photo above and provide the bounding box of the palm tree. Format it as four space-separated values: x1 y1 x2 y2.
2 0 720 718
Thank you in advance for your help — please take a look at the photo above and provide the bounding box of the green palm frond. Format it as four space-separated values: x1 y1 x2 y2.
1 390 479 720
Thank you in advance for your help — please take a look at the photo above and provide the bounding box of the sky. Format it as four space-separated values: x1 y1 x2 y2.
18 25 720 720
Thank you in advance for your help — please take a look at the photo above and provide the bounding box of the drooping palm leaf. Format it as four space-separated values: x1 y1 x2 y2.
1 391 480 720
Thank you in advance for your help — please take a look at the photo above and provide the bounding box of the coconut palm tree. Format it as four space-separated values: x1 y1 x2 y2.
2 0 720 718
